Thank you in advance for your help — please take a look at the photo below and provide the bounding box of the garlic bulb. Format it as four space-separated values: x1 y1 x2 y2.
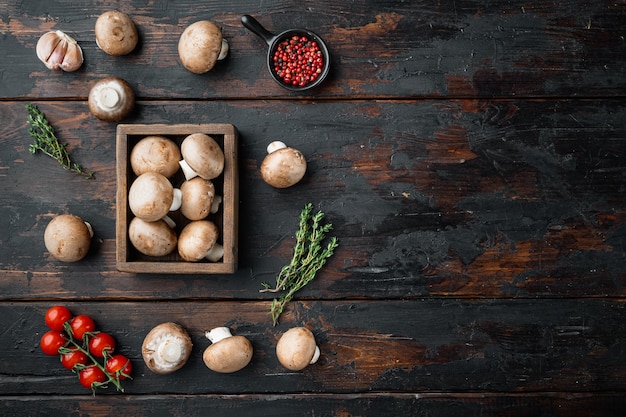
36 30 83 72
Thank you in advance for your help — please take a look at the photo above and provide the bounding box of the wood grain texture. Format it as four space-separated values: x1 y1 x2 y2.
1 0 624 414
1 393 625 417
1 300 624 395
0 1 624 99
1 99 624 299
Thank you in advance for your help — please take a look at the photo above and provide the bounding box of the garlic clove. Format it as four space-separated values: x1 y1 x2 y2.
61 40 84 72
36 30 83 72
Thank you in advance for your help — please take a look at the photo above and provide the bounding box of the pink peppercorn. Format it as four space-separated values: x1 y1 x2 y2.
273 35 324 88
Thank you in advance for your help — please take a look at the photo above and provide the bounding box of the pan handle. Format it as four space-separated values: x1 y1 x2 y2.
241 15 277 46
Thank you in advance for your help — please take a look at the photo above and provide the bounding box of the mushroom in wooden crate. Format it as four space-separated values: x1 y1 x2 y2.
128 172 182 223
130 135 181 178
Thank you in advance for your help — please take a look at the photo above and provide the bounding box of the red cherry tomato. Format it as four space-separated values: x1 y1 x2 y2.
88 332 116 358
105 354 133 380
40 330 67 356
45 306 73 331
78 366 107 390
69 315 96 341
60 347 89 371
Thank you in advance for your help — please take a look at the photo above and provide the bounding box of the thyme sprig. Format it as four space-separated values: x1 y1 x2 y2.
261 203 339 326
26 104 94 179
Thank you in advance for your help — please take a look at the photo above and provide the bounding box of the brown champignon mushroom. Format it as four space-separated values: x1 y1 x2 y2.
128 172 182 222
178 20 229 74
275 327 320 371
44 214 93 262
130 135 181 178
177 220 223 262
88 77 135 122
142 322 192 374
202 327 253 373
128 217 177 257
260 141 307 188
179 133 225 180
180 177 221 221
95 10 138 56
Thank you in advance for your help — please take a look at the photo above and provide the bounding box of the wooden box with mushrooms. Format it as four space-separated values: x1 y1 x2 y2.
116 123 238 274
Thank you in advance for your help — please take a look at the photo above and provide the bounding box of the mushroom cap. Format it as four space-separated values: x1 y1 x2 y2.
180 177 215 221
142 322 192 374
177 220 219 262
180 133 224 180
130 135 181 178
44 214 92 262
95 10 138 56
203 335 253 373
128 172 174 222
260 146 307 188
178 20 224 74
276 327 318 371
128 217 177 257
88 77 135 122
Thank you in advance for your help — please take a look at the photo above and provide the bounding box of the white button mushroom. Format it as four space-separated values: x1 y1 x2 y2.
177 220 224 262
275 327 320 371
95 10 138 56
128 172 182 222
260 141 307 188
142 322 193 375
202 327 253 373
179 133 225 181
88 77 135 122
43 214 93 262
128 217 177 257
178 20 229 74
130 135 181 178
180 177 221 221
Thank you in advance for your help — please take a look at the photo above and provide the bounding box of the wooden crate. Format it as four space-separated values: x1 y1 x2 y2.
116 124 238 274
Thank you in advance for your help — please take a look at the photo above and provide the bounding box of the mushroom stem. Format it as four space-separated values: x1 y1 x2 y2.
162 215 176 229
218 39 229 60
179 159 199 181
206 326 233 344
267 141 287 154
210 195 223 214
84 222 94 238
310 345 320 364
92 82 124 111
158 339 184 364
170 188 182 211
205 243 224 262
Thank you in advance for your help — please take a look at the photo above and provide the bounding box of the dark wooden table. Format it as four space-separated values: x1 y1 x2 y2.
1 1 625 415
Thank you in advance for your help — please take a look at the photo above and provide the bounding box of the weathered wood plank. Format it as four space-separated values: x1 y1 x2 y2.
1 0 624 99
1 393 625 417
1 300 625 395
1 99 624 299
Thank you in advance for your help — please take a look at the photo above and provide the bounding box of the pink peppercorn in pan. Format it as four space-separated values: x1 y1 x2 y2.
242 15 331 92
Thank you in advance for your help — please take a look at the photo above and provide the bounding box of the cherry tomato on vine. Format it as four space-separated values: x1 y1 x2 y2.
88 332 116 358
105 354 132 380
45 306 73 331
69 315 96 341
40 330 67 356
60 347 89 371
78 366 107 390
